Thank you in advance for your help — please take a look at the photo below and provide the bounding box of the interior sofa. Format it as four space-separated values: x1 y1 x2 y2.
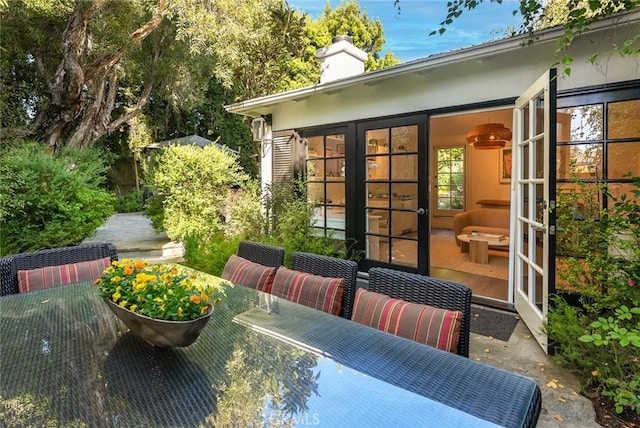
453 208 510 249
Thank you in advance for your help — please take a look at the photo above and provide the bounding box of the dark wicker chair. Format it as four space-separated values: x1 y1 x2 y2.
368 267 472 357
291 252 358 320
237 241 285 268
0 243 118 296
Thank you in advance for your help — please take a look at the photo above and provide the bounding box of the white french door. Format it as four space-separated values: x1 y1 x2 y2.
510 70 557 353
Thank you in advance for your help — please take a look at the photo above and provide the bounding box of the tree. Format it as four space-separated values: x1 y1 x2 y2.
209 1 309 99
292 1 400 87
1 0 401 156
1 1 171 149
0 0 307 151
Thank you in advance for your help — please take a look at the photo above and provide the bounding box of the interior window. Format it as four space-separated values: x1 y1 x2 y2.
435 147 465 212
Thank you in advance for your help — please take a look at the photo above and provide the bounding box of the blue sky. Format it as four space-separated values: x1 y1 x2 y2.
288 0 524 62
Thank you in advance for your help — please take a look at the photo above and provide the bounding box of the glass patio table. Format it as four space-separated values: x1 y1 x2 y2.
0 272 540 427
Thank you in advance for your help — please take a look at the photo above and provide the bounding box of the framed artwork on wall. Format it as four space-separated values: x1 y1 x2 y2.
499 148 512 184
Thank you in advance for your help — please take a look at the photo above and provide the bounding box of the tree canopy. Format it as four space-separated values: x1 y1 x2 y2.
1 0 398 155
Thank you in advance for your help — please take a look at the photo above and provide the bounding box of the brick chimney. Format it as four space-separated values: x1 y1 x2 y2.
317 35 367 84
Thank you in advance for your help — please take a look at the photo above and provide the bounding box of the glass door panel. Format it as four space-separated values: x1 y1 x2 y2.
512 69 557 353
307 134 346 239
365 125 420 267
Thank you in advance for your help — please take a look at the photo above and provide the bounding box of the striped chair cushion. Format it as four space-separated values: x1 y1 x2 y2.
351 288 463 353
271 267 345 316
221 254 277 292
17 257 112 294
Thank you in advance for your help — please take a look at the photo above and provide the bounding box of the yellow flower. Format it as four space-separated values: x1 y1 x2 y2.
98 259 218 321
133 280 146 292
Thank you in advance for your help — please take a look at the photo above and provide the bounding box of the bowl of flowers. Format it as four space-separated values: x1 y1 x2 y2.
95 259 217 347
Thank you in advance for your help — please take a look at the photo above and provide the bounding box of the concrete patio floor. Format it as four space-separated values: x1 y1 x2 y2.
84 213 600 427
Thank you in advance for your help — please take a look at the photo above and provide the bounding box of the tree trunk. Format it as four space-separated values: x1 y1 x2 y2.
31 0 166 150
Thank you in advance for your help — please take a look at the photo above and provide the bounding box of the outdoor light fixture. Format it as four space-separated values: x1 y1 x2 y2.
251 117 267 142
465 123 512 150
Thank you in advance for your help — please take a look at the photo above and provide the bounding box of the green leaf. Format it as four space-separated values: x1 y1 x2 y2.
579 335 595 342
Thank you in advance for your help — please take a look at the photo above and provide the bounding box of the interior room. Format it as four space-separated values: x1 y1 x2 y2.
428 109 513 303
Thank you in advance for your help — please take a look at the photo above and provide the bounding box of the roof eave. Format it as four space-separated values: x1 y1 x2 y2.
225 11 640 117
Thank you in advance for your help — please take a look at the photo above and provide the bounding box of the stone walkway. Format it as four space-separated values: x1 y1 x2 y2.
85 213 599 427
83 212 183 263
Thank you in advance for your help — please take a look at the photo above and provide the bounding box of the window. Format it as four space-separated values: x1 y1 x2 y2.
555 95 640 263
556 98 640 207
306 134 346 239
435 147 465 212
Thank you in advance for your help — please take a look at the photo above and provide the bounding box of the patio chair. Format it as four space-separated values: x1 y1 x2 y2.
0 243 118 296
237 241 285 268
290 252 358 319
367 267 472 357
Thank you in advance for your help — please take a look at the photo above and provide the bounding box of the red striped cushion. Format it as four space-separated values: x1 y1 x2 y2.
351 288 462 353
221 255 277 292
271 267 344 316
17 257 112 294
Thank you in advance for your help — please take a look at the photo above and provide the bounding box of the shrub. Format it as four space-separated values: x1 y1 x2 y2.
547 174 640 415
114 190 144 213
222 181 266 242
148 144 249 242
183 176 354 276
183 234 242 277
0 141 114 256
143 194 166 234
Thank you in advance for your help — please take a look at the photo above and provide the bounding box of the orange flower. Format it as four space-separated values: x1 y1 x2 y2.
189 295 201 305
134 260 147 270
124 266 134 275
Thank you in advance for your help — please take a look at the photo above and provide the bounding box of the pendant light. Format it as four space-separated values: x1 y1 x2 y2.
465 123 512 150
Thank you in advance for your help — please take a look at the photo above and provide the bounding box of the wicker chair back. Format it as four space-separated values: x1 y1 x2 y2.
368 267 472 357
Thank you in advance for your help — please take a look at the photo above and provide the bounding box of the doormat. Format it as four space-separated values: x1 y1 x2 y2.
469 307 520 341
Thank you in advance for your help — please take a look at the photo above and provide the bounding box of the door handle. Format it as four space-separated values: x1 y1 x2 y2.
413 208 426 215
531 224 547 232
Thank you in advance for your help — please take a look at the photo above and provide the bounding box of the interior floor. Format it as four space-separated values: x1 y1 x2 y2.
429 228 509 301
430 267 508 302
378 228 509 302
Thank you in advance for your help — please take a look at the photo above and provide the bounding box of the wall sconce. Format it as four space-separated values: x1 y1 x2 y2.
251 117 267 142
